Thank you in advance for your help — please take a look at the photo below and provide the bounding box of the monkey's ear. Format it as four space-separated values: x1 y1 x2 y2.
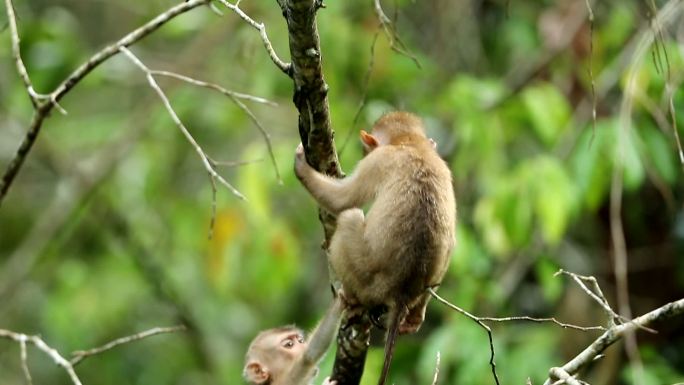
360 130 379 150
244 361 270 384
429 138 437 149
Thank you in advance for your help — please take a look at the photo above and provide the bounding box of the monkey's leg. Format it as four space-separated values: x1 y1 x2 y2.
328 208 369 304
399 293 430 334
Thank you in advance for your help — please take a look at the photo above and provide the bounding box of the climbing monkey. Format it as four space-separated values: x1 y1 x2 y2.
294 111 456 385
243 296 344 385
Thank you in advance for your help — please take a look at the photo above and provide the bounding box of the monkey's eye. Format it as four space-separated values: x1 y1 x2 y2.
282 338 295 349
296 335 305 344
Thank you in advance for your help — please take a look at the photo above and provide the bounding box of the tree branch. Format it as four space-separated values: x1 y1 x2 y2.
119 47 246 200
0 0 211 207
543 298 684 384
278 1 366 384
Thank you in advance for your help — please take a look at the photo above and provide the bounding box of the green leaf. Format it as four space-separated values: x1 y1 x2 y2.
528 156 577 244
522 83 571 146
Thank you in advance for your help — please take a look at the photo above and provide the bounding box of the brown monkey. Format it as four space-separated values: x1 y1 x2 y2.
243 296 344 385
294 111 456 385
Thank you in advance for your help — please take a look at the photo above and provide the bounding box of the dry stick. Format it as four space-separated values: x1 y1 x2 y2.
555 270 620 322
149 71 277 106
428 288 501 385
216 0 291 75
543 298 684 385
149 70 282 184
0 330 83 385
549 367 581 385
19 337 33 385
119 47 246 200
4 0 46 108
430 351 441 385
478 316 605 332
373 0 421 68
70 325 186 366
0 0 212 206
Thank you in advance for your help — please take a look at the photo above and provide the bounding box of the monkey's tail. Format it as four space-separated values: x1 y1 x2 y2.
378 304 406 385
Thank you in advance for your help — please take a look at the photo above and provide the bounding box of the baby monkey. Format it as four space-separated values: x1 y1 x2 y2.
243 296 344 385
294 111 456 385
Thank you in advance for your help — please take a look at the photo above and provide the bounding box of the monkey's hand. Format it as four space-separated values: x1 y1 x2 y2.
321 376 337 385
294 143 311 180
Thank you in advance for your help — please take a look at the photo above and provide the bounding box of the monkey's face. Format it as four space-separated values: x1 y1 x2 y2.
260 329 308 370
276 330 307 359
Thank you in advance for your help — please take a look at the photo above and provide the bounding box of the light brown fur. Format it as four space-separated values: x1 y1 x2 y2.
294 111 456 385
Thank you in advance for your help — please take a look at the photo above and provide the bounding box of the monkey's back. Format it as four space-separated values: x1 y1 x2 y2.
362 144 455 306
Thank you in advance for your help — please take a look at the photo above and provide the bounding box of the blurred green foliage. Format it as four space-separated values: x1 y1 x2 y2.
1 1 683 385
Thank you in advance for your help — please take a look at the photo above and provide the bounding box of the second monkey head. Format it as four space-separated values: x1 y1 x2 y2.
360 111 431 153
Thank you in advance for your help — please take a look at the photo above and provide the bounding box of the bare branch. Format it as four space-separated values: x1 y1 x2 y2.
549 367 581 385
478 316 605 332
430 351 441 385
543 298 684 385
554 270 619 322
70 325 186 366
19 337 33 385
0 330 83 385
150 71 277 106
0 0 212 206
119 47 246 200
3 0 47 107
150 70 282 184
373 0 421 68
428 288 501 385
216 0 291 74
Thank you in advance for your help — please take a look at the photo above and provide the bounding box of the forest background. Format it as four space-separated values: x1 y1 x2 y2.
0 0 683 384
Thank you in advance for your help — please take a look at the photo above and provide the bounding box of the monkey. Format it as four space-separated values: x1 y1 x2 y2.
294 111 456 385
243 295 344 385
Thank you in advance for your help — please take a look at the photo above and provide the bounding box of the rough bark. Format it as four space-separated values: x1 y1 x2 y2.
280 1 371 384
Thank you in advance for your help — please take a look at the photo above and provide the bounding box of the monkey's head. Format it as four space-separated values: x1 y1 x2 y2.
360 111 429 153
243 326 307 384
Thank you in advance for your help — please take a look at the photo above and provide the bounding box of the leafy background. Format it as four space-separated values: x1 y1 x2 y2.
0 0 683 384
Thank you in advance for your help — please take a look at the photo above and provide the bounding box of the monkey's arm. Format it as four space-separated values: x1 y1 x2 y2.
288 297 344 383
295 144 381 213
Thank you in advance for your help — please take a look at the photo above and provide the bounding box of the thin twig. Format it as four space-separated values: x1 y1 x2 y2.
216 0 291 74
150 71 277 106
19 337 33 385
373 0 421 68
430 351 441 385
70 325 186 366
150 70 282 184
0 330 83 385
555 270 619 322
209 158 264 167
4 0 46 108
119 47 246 201
428 288 501 385
478 316 605 332
0 0 211 206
